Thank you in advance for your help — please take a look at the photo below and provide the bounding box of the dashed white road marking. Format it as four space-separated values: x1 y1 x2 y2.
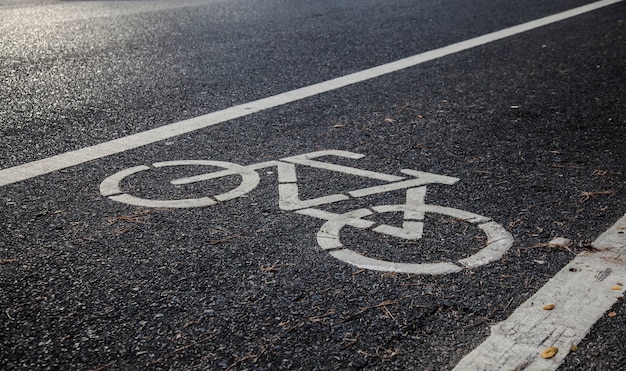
0 0 622 187
453 213 626 370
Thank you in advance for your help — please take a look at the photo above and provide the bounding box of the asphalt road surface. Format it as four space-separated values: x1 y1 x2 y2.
1 0 625 370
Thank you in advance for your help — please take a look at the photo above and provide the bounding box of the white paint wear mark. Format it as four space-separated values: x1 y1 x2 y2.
0 0 622 187
453 213 626 370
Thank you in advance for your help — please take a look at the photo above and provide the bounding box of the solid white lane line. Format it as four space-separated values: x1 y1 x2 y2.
453 213 626 371
1 0 622 187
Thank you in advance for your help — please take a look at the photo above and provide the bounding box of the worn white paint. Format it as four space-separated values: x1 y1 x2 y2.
303 185 512 275
100 165 150 197
331 248 464 275
276 162 298 183
458 221 515 268
454 213 626 370
281 150 405 182
348 175 458 198
317 204 511 274
171 160 280 185
278 183 349 211
100 150 514 274
310 208 378 251
100 160 259 208
369 187 428 240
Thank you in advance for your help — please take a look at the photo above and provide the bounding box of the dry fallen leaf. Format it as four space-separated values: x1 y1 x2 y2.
543 304 555 310
608 311 617 317
611 285 623 291
570 344 578 352
540 346 558 359
579 190 614 202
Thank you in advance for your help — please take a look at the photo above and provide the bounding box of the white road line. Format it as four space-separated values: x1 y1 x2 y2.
453 213 626 370
0 0 622 187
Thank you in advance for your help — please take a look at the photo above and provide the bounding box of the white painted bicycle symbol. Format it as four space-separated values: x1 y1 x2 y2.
100 150 513 275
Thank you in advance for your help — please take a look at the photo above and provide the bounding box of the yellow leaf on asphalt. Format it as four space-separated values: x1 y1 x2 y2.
611 285 622 290
608 311 617 317
543 304 555 310
540 347 558 359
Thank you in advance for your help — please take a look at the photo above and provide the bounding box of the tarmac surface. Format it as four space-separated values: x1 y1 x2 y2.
1 0 625 369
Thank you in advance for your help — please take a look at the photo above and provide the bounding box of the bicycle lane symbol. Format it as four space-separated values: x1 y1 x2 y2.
99 150 513 275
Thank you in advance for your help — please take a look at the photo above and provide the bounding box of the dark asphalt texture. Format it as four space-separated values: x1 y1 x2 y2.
1 0 626 370
0 0 595 167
